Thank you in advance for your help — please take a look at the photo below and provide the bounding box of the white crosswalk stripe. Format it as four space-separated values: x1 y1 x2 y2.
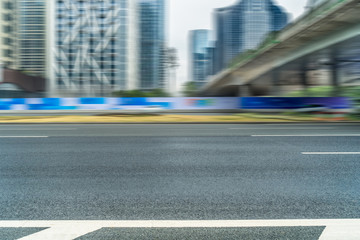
0 219 359 240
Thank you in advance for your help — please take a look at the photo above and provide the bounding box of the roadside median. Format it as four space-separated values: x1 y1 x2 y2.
0 113 357 124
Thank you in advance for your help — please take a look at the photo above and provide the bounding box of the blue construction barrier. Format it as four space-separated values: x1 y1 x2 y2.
0 97 176 111
0 97 353 111
240 97 351 109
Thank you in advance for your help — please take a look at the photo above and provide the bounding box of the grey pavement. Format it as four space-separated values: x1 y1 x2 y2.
0 124 359 239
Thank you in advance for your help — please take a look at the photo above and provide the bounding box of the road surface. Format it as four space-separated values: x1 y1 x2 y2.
0 124 359 239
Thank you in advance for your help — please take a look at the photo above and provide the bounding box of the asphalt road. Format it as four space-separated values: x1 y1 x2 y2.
0 124 359 239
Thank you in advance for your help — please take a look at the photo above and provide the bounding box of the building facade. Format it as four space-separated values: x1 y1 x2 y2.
189 30 211 88
213 0 288 73
17 0 46 77
1 0 168 96
138 0 166 90
0 0 16 69
0 0 46 77
47 0 138 97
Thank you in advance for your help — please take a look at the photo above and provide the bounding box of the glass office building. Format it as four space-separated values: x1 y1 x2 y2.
189 30 211 88
214 5 240 75
138 0 166 90
48 0 138 97
0 0 46 76
242 0 271 50
0 0 16 69
17 0 46 76
213 0 288 73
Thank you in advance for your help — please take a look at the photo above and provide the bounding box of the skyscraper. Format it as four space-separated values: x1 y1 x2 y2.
0 0 46 77
189 30 211 88
0 0 16 69
213 0 288 73
138 0 166 90
242 0 272 50
47 0 138 97
17 0 46 77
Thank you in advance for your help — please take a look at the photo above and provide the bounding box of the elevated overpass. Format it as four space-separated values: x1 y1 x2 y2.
200 0 360 96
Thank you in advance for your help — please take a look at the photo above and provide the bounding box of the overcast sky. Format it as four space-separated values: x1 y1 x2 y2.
168 0 309 91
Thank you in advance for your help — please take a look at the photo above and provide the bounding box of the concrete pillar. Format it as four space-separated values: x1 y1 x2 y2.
270 70 280 96
330 59 340 96
300 58 309 89
300 69 309 93
0 62 3 83
331 60 339 87
238 85 251 97
328 49 341 96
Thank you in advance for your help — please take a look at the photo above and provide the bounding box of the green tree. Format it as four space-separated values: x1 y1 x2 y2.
147 89 171 97
112 89 170 98
182 81 198 97
286 86 360 98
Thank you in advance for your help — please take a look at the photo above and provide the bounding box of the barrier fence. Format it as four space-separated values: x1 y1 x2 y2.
0 97 352 111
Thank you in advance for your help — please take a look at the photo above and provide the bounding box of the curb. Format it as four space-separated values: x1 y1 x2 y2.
0 121 359 125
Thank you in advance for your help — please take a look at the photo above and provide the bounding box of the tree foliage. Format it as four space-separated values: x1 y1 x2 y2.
182 81 198 97
228 31 280 69
287 86 360 98
112 89 171 98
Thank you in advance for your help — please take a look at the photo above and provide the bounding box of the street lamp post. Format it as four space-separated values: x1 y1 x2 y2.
319 58 360 96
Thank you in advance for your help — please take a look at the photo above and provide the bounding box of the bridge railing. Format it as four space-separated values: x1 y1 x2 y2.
280 0 349 40
228 0 351 70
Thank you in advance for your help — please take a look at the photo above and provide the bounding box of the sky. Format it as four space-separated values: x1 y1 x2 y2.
168 0 309 91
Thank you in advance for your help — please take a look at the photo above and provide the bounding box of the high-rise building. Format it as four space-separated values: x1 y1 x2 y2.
0 0 46 77
47 0 138 97
138 0 166 90
271 4 288 32
242 0 272 50
213 0 288 73
189 30 211 88
205 46 216 77
17 0 46 77
0 0 16 69
1 0 168 96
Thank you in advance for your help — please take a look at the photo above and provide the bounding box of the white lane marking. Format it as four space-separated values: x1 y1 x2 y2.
18 225 102 240
319 225 360 240
303 152 360 155
0 129 77 131
229 128 335 130
0 219 357 240
0 136 49 138
252 134 360 137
